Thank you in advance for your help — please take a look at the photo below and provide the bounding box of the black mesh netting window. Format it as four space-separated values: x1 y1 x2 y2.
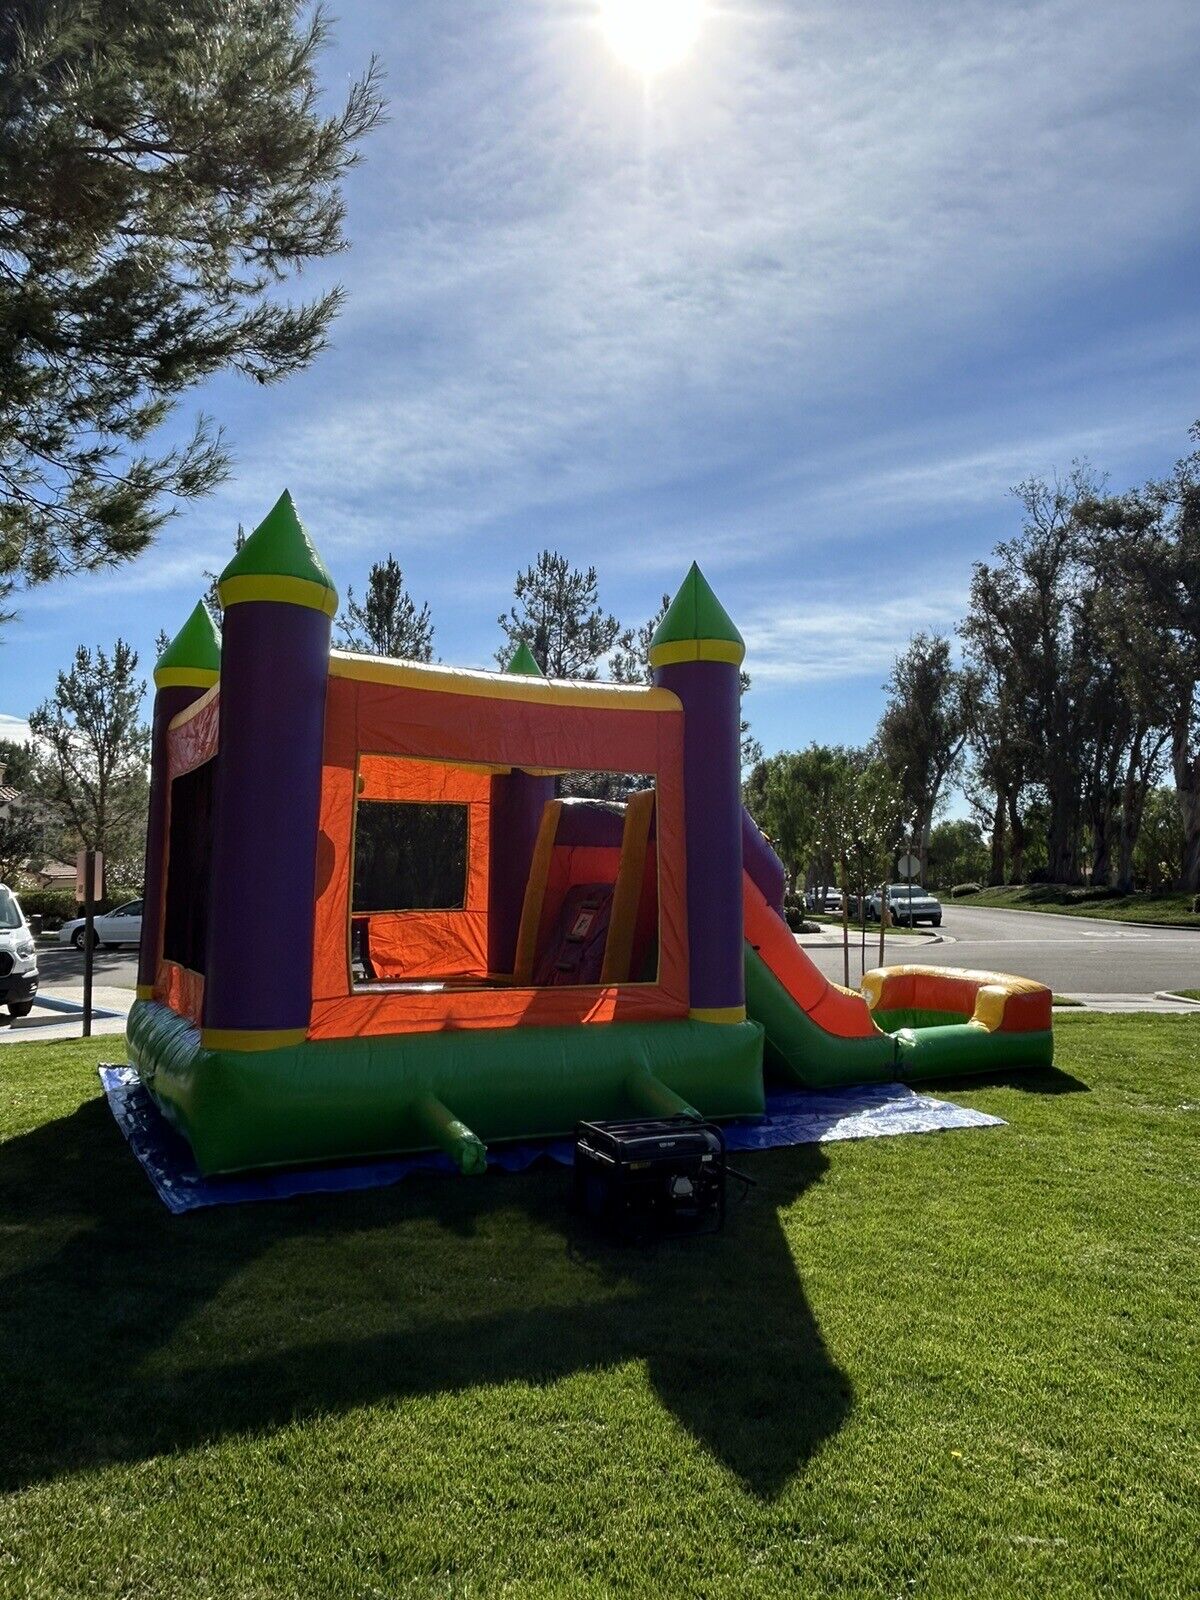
353 801 468 912
163 760 214 973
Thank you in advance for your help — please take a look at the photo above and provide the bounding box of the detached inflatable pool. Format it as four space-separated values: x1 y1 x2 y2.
129 491 1052 1177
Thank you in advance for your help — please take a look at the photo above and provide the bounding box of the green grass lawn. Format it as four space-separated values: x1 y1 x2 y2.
1 1021 1198 1598
950 884 1200 927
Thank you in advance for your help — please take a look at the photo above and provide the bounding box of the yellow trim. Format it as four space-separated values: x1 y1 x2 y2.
648 638 745 668
330 651 682 713
218 574 338 618
167 682 220 731
135 984 155 1001
154 666 219 690
860 971 884 1010
972 986 1012 1033
512 800 562 985
860 963 1049 1032
600 788 655 985
200 1026 309 1052
688 1005 748 1024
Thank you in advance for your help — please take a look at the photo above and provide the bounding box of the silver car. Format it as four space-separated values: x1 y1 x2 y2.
58 898 144 951
866 884 942 927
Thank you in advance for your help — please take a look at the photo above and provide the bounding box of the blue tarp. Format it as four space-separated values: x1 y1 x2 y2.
98 1065 1004 1215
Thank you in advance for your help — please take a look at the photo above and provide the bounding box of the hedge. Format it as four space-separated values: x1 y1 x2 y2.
16 887 142 928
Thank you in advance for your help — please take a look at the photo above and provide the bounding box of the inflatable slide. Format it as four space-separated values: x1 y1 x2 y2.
740 811 1054 1087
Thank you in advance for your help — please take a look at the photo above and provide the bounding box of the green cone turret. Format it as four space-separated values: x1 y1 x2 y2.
218 489 338 618
154 601 222 690
648 562 744 668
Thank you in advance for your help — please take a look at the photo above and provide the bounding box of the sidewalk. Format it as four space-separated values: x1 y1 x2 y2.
1057 992 1200 1014
795 925 942 948
0 983 132 1044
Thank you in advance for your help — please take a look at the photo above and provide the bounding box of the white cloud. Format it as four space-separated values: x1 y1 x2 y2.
742 582 969 687
240 0 1200 553
0 714 33 747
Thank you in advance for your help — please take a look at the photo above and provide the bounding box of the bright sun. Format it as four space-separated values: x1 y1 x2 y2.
598 0 705 77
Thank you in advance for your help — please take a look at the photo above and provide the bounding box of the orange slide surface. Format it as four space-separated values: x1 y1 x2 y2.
742 877 879 1040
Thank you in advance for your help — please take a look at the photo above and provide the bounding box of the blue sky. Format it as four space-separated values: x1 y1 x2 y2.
3 0 1199 785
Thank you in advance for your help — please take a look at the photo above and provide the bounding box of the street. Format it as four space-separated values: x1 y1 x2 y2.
24 903 1200 1003
805 903 1200 996
35 944 138 991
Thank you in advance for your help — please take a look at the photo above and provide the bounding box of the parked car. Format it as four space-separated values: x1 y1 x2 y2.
58 898 144 951
865 884 943 927
0 884 39 1017
805 887 843 914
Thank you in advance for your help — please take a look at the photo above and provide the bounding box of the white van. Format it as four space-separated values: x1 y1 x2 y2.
0 884 39 1017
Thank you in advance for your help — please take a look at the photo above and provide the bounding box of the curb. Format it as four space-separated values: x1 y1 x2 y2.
949 903 1200 933
32 994 127 1021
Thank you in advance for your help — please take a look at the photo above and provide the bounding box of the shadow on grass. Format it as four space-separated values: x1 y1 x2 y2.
924 1064 1090 1097
0 1096 850 1500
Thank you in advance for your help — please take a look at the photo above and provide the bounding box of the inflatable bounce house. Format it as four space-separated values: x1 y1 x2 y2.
129 493 1053 1175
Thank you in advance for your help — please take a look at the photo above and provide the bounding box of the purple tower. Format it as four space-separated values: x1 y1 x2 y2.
201 492 336 1049
650 564 746 1022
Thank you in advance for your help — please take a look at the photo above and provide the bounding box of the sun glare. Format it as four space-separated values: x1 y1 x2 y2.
599 0 705 78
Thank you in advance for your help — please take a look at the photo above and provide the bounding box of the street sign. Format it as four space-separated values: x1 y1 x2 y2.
897 852 920 881
75 849 103 902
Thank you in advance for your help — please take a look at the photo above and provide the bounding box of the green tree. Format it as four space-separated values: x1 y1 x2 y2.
747 745 906 977
960 468 1103 885
926 819 989 889
0 794 49 883
876 632 968 878
744 746 842 891
337 555 434 660
0 1 384 616
29 641 150 890
0 737 36 789
1132 787 1185 891
1107 430 1200 889
497 552 621 679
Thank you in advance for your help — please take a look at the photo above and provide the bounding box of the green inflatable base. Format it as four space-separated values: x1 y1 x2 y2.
126 999 766 1177
743 947 1053 1089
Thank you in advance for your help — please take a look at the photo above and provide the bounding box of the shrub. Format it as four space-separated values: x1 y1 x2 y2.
1192 894 1200 916
784 905 804 931
951 883 982 898
16 886 142 929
